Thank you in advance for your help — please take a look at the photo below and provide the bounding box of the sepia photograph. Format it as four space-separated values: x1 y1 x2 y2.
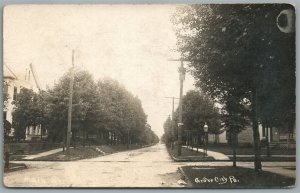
2 3 296 188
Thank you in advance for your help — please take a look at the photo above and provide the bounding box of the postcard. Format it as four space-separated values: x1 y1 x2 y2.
2 4 296 188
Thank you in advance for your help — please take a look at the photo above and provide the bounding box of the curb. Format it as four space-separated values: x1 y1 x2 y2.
170 154 189 162
178 167 192 187
169 153 216 162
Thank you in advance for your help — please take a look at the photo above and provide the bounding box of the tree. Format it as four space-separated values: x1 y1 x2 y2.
222 92 250 167
173 4 295 171
11 70 158 147
12 88 39 140
46 70 98 144
3 85 11 141
163 116 172 147
177 90 221 148
142 124 159 145
96 78 149 146
183 90 220 131
4 120 12 142
49 72 154 146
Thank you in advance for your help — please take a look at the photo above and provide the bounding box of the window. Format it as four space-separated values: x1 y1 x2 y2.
3 84 8 95
13 87 17 101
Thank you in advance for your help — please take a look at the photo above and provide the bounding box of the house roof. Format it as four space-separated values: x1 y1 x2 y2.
29 63 41 90
3 64 17 80
3 63 41 91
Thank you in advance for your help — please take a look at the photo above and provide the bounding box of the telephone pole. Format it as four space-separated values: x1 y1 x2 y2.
178 60 186 156
66 49 75 151
168 58 187 156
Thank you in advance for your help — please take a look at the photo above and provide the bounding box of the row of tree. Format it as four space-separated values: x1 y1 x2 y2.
10 70 159 146
172 4 295 170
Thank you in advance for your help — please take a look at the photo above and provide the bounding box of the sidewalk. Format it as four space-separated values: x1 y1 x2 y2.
183 146 230 160
183 146 295 161
22 148 63 160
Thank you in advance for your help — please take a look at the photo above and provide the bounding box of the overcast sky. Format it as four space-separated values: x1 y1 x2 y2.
4 4 195 137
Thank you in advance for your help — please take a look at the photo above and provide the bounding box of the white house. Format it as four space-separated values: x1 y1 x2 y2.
3 63 47 140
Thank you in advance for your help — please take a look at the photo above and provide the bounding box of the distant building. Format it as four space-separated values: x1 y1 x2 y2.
3 63 47 140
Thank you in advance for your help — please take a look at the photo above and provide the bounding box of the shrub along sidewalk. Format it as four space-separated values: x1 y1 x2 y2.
180 166 295 188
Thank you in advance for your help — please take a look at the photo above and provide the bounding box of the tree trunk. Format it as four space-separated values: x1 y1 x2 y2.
127 130 129 149
270 127 273 142
287 121 293 150
111 133 114 146
188 135 190 150
232 131 237 167
287 133 290 150
73 129 76 148
191 134 194 151
113 133 115 145
203 134 205 156
40 124 43 140
266 125 270 157
196 134 199 152
83 129 87 147
63 127 66 151
252 89 262 171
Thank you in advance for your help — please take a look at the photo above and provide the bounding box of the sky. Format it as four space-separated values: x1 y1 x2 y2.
4 4 195 137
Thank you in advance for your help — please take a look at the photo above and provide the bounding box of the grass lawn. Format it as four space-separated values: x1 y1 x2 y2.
33 146 102 161
6 142 63 155
168 146 215 161
181 166 295 188
33 144 150 161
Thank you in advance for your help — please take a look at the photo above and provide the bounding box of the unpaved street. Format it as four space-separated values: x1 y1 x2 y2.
4 143 185 188
3 143 295 188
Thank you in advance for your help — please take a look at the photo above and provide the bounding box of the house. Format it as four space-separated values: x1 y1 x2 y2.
208 129 227 144
226 123 296 148
3 63 47 140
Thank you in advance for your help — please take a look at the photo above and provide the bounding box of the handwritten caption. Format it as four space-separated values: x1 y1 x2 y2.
194 176 240 185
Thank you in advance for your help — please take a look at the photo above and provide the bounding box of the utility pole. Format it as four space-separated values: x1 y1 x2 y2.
66 49 75 151
168 58 187 156
178 60 186 156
